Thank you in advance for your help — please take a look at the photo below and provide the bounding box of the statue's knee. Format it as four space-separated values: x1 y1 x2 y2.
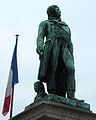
67 66 72 70
67 66 75 74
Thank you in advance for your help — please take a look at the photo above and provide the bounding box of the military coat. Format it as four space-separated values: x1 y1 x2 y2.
37 19 74 90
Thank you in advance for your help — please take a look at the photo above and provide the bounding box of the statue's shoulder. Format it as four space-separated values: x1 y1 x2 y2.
38 20 48 29
60 21 71 34
60 21 68 26
39 20 48 26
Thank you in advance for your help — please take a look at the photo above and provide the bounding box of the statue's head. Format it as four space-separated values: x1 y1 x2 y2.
47 5 61 19
34 81 45 93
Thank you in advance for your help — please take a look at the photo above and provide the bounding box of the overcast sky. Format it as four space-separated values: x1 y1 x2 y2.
0 0 96 120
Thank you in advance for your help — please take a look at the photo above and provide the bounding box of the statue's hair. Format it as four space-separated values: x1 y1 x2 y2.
47 5 59 17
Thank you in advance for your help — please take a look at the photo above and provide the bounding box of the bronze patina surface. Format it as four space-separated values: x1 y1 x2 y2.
36 5 75 99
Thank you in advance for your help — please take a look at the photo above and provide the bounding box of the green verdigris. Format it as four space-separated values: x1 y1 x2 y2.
34 81 47 103
36 5 75 99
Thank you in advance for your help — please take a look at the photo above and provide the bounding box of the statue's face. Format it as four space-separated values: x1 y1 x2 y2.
54 7 61 18
34 82 39 92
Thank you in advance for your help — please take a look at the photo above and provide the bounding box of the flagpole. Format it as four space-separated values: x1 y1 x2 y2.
10 34 19 119
10 85 14 119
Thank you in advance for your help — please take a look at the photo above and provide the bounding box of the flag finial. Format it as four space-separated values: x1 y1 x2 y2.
15 34 19 39
15 34 19 44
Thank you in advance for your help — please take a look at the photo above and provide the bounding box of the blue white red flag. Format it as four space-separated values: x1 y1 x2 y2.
2 40 18 116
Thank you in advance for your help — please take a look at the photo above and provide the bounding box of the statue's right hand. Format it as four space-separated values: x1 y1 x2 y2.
36 46 44 55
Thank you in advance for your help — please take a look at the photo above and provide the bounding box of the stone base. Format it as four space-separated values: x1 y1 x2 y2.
10 100 96 120
36 94 90 110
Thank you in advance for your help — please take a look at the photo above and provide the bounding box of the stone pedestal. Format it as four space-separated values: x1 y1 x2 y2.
10 100 96 120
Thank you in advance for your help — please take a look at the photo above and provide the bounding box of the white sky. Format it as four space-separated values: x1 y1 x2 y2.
0 0 96 119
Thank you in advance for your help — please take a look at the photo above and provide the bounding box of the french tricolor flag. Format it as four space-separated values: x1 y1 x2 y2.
2 38 19 116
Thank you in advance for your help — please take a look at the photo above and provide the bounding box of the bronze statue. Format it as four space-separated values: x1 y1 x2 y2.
34 81 47 102
36 5 76 99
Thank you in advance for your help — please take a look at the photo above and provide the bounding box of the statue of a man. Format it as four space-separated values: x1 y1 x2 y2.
36 5 75 99
34 81 47 102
